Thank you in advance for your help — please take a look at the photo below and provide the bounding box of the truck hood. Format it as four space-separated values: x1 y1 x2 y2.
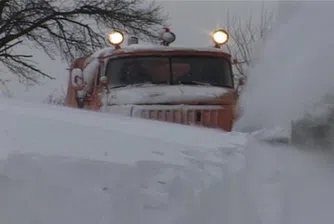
107 84 232 105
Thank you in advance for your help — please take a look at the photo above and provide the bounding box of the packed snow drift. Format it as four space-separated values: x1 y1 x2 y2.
0 97 248 224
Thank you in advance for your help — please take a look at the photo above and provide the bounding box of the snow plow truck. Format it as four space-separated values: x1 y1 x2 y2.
65 28 244 131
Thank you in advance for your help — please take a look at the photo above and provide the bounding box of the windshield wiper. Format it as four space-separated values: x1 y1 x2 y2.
177 81 213 86
109 82 163 89
110 84 129 89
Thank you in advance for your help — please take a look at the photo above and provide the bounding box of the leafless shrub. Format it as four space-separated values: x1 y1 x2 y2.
44 87 66 105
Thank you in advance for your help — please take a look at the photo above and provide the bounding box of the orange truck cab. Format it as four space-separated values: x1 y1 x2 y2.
65 28 243 131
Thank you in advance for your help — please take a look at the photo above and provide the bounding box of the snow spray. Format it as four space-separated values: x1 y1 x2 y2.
233 1 334 132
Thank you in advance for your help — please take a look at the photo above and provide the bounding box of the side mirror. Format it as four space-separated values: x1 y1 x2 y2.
71 68 84 88
236 77 245 96
238 77 245 86
99 76 109 94
100 76 108 85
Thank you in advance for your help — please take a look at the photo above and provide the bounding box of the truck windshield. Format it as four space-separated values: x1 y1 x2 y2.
105 55 233 88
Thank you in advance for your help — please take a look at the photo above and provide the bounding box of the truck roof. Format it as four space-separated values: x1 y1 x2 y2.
90 44 231 60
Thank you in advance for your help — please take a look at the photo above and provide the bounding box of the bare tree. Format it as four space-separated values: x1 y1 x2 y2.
224 2 274 79
44 87 66 105
0 0 167 85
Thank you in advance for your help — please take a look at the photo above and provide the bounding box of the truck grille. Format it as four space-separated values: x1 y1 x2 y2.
134 105 233 131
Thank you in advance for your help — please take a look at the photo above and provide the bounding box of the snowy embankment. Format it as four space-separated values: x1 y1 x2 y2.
0 97 248 224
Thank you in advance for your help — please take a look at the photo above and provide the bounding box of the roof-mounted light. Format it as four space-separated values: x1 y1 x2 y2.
107 30 124 48
159 28 176 46
212 29 229 47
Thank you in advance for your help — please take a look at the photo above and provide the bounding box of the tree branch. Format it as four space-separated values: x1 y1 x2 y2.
0 0 167 85
225 1 274 78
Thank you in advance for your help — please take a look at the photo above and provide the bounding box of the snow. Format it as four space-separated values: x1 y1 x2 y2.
234 1 334 131
232 2 334 224
81 43 227 61
244 139 334 224
108 85 229 105
90 47 115 59
70 68 83 88
0 96 248 224
250 127 290 142
3 2 334 224
0 98 246 164
119 44 224 53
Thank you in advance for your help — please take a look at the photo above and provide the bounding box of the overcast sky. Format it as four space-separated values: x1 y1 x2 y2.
6 1 279 102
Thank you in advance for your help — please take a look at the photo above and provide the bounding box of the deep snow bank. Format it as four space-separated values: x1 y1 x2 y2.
0 97 246 164
0 97 248 224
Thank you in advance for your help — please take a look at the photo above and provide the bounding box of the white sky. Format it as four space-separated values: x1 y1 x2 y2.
5 1 279 102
